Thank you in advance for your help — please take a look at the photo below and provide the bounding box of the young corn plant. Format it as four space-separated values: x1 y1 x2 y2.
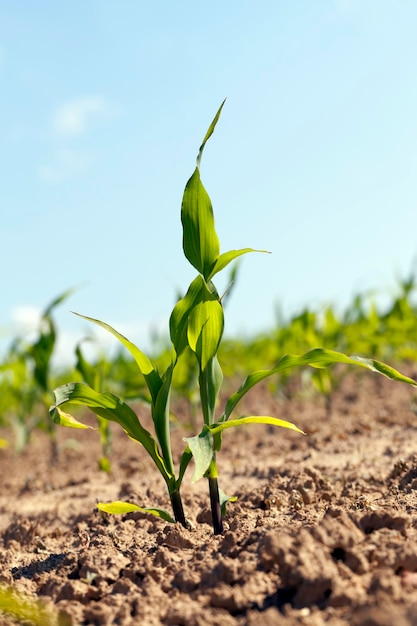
50 102 417 535
0 289 73 453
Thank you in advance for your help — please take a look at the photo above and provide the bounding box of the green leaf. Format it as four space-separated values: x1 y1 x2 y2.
181 100 226 279
183 427 214 482
97 500 175 523
30 288 76 392
50 406 94 430
208 248 270 280
222 348 417 421
181 167 220 279
75 340 99 390
177 447 193 488
72 312 162 402
209 415 304 435
219 488 237 517
152 363 175 476
43 286 76 318
98 457 111 473
188 299 224 371
170 275 224 369
50 383 171 481
170 275 206 357
0 585 60 626
199 356 223 425
196 99 226 169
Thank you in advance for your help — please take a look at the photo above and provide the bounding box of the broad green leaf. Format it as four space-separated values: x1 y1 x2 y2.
208 248 270 281
181 100 226 279
188 299 224 371
170 275 223 369
50 383 171 481
185 413 303 483
72 312 162 402
50 406 93 430
183 428 214 483
181 168 220 279
221 348 417 421
97 500 175 523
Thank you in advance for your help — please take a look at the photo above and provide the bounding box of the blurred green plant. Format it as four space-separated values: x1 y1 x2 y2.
74 339 113 472
0 584 69 626
0 289 73 452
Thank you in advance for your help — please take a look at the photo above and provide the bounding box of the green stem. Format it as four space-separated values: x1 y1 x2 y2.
199 361 224 534
209 475 223 535
207 458 223 534
170 488 188 528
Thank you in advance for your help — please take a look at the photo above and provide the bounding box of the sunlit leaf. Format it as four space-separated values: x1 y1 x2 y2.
50 406 93 430
208 248 269 280
196 99 226 169
50 383 171 481
183 428 214 482
209 415 304 435
177 447 193 488
72 313 162 402
170 275 206 357
0 585 61 626
152 363 175 476
219 488 237 517
199 356 223 425
222 348 417 421
181 168 220 279
97 500 175 523
188 299 224 371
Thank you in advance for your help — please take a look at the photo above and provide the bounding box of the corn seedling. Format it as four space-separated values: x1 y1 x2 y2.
0 290 73 452
50 102 417 534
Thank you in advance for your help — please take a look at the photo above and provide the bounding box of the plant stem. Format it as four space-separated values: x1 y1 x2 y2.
170 489 188 528
199 362 224 534
209 475 223 535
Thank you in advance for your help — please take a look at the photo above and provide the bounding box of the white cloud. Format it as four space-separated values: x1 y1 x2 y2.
12 305 42 335
52 96 108 136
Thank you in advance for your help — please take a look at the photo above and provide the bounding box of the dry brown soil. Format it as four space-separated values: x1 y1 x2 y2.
2 369 417 625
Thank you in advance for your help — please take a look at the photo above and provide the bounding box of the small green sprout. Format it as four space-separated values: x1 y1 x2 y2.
50 102 417 534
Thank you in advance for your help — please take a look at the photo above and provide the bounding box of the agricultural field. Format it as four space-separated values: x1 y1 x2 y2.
1 104 417 625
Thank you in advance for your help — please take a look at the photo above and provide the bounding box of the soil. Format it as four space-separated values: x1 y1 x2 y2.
1 368 417 625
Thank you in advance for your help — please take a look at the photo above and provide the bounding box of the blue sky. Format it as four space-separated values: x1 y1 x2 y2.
1 1 417 363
